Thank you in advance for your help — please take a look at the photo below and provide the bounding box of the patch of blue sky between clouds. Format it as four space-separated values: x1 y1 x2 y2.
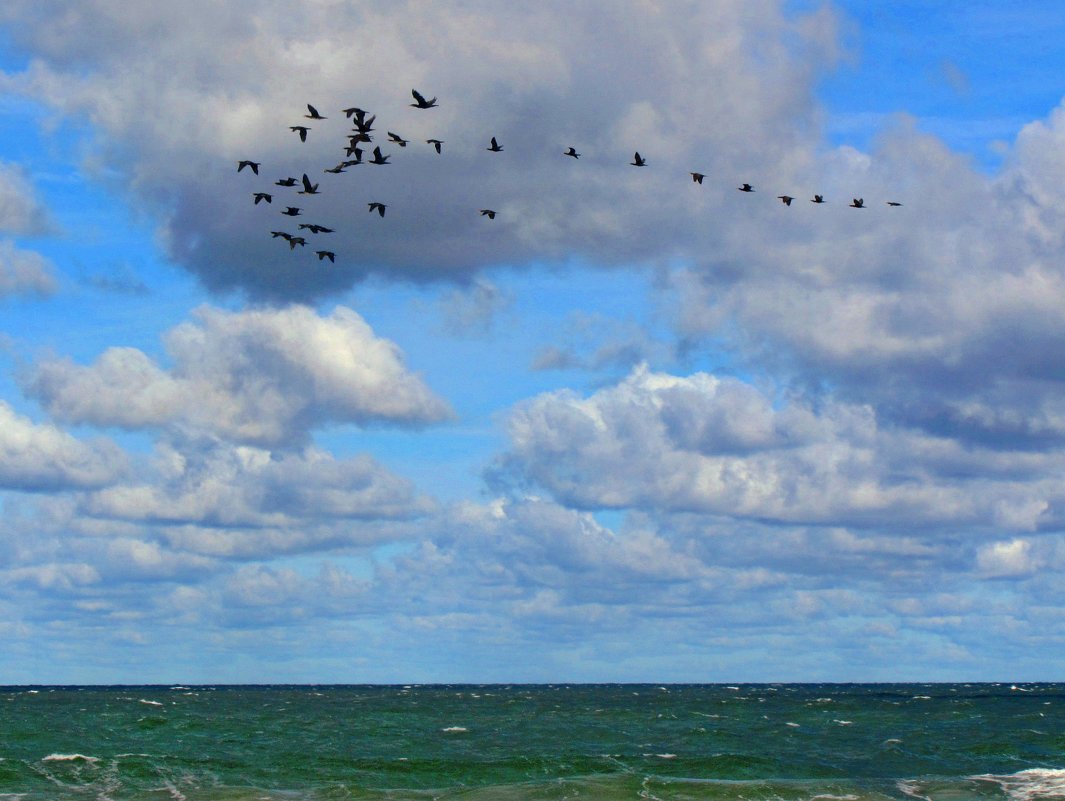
789 0 1065 172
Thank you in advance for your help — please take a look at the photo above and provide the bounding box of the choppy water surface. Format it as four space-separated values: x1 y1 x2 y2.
0 684 1062 800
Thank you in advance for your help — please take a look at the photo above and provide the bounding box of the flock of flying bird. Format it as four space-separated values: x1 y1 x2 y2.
237 89 903 265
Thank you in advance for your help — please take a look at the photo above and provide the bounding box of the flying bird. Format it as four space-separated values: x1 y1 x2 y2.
487 136 503 152
368 202 386 217
281 207 302 216
288 236 307 249
410 88 438 109
343 106 368 120
352 114 376 135
299 224 334 234
850 198 865 208
427 139 444 153
387 132 409 147
305 104 326 120
275 177 298 187
345 145 364 161
630 152 646 167
479 209 496 219
237 160 260 174
369 146 390 165
811 194 825 203
290 126 310 142
252 192 272 204
324 164 348 174
564 147 580 159
316 250 335 262
298 174 320 194
778 195 794 206
738 183 754 192
690 172 705 184
886 201 902 206
270 231 292 240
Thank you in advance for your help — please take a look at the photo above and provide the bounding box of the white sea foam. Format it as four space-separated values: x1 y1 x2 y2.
785 722 800 727
139 699 164 706
42 754 99 763
974 768 1065 801
441 726 468 732
654 754 677 759
833 719 854 725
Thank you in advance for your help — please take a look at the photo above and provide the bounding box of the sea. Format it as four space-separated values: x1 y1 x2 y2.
1 684 1062 801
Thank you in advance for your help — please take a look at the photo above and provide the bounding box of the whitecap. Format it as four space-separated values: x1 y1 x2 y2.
655 754 677 759
973 767 1065 801
441 726 468 732
833 719 854 725
785 722 800 727
139 699 163 706
42 754 99 763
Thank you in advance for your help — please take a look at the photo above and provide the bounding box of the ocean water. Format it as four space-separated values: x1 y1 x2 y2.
0 684 1062 801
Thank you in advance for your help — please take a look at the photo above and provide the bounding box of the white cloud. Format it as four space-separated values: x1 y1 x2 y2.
0 401 125 490
0 161 52 236
496 365 1063 529
1 0 841 300
28 304 452 445
83 440 436 529
0 239 56 296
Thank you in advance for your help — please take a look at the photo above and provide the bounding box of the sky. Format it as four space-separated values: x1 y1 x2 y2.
1 0 1065 683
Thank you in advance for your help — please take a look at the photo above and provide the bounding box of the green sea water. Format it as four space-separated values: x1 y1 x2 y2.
0 684 1062 801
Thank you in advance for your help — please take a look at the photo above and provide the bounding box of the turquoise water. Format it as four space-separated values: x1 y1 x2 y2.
0 684 1062 800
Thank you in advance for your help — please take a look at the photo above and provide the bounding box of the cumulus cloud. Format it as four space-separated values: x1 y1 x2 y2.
495 365 1064 529
0 161 52 236
1 0 840 300
83 439 436 529
0 239 56 296
27 304 452 445
0 401 125 490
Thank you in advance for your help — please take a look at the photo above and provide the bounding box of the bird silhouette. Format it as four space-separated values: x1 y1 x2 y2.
343 106 368 120
487 136 503 152
237 160 260 174
411 89 438 109
352 114 376 135
850 198 865 208
275 177 298 187
305 104 326 120
252 192 272 204
427 139 444 153
345 145 364 161
738 183 754 192
281 207 302 216
690 172 705 184
387 132 409 147
811 194 825 203
324 164 348 174
886 201 902 206
369 146 390 165
270 231 292 240
479 209 497 219
290 126 310 142
564 147 580 159
778 195 794 206
630 152 646 167
288 236 307 249
368 202 387 217
299 224 334 234
316 250 335 262
298 174 320 194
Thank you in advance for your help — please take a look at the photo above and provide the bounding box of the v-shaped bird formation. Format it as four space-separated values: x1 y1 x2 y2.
238 89 903 266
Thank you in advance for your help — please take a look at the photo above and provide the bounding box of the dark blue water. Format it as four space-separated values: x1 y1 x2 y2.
1 684 1062 800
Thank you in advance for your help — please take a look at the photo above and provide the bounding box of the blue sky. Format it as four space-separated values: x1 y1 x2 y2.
1 1 1065 683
